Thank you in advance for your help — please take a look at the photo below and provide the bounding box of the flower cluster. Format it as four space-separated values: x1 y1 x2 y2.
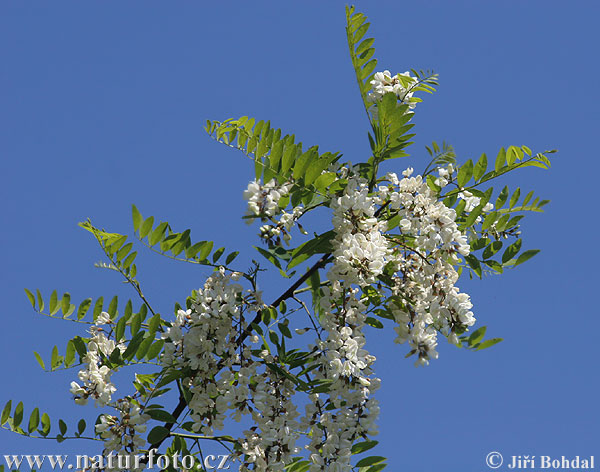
95 397 149 471
70 312 122 406
299 177 385 470
244 178 304 246
244 178 292 222
304 285 381 471
238 372 301 471
378 167 475 365
329 177 390 286
162 268 247 435
368 70 418 109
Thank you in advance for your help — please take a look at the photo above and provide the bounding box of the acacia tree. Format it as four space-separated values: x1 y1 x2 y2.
1 6 553 472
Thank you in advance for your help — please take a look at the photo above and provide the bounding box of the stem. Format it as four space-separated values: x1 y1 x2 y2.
170 432 238 444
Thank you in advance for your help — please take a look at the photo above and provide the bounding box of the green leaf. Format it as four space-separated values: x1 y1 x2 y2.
313 172 337 192
36 289 44 311
470 237 490 252
149 222 168 246
108 295 118 318
93 296 104 321
1 401 12 425
365 317 383 329
77 419 86 435
473 153 488 182
456 159 473 187
147 313 161 336
146 409 177 423
255 246 283 270
140 216 155 239
514 249 540 267
50 346 60 370
495 186 509 208
33 352 45 370
65 340 76 367
59 419 67 435
468 326 487 346
72 336 87 358
145 340 164 360
40 412 51 436
481 211 498 231
495 147 506 172
77 298 92 320
212 247 225 263
482 241 503 260
462 202 485 228
198 241 214 261
476 338 503 350
135 336 154 361
148 426 170 444
281 144 297 175
278 323 292 339
132 205 142 231
287 231 334 270
115 242 133 262
130 311 143 336
28 408 40 433
122 331 146 361
356 456 386 468
225 251 239 265
465 255 482 278
13 402 24 428
352 440 379 454
49 290 59 315
24 289 35 308
502 239 522 263
509 187 521 209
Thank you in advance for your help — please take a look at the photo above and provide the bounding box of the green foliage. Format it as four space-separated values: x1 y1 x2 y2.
205 117 342 206
132 204 238 268
345 6 379 112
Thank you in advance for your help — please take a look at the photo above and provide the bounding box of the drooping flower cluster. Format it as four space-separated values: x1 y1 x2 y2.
368 70 418 109
238 372 301 471
162 268 254 435
378 167 476 365
243 178 304 246
299 177 384 471
304 283 381 472
70 312 123 406
244 178 292 222
329 178 390 286
95 397 149 471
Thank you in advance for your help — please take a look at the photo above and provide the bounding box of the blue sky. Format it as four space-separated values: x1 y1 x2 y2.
1 1 599 471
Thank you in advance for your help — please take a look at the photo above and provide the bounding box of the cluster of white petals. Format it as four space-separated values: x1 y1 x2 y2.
238 372 301 471
368 70 418 109
329 178 390 286
162 268 260 436
301 178 385 471
244 179 293 222
95 398 149 471
304 283 381 472
378 168 476 365
70 312 123 406
244 178 305 246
